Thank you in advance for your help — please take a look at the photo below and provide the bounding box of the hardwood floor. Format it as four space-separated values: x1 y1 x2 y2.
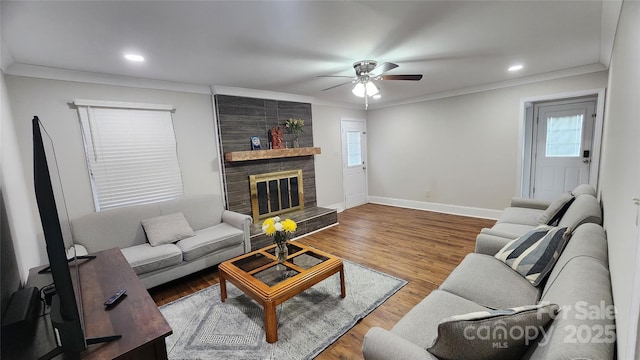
149 203 496 359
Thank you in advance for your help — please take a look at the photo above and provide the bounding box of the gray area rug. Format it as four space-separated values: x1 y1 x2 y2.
159 260 407 360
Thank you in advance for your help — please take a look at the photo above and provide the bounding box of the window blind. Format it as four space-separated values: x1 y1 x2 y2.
77 103 184 211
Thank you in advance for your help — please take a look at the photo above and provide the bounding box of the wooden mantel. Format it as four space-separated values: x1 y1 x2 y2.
224 147 321 162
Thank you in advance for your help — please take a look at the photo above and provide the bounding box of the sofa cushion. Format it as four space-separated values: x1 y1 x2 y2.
557 194 602 229
475 232 514 256
141 212 195 246
439 254 540 309
541 223 608 300
391 290 489 350
71 203 160 252
120 243 182 275
427 303 559 360
489 222 537 237
531 225 611 360
363 327 440 360
158 194 224 231
175 223 243 261
495 226 569 286
571 183 596 197
537 192 575 225
529 259 614 360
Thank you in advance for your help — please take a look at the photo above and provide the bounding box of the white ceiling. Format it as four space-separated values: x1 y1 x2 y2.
1 1 617 108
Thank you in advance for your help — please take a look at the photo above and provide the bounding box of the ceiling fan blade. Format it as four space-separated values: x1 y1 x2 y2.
321 81 354 91
380 74 423 81
370 62 399 76
317 75 355 78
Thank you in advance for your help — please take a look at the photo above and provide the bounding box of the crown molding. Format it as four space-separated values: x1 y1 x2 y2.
5 63 212 94
368 63 608 110
4 63 362 110
4 62 606 112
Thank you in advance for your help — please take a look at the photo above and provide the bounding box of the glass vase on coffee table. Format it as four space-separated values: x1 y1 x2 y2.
274 240 288 270
262 216 297 271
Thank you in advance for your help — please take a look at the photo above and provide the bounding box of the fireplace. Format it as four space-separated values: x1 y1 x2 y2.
249 170 304 222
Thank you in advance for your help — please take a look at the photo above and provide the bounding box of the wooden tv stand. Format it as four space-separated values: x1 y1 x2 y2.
3 248 172 359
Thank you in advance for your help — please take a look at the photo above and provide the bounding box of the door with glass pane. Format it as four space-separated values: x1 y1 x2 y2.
531 100 596 200
342 119 367 208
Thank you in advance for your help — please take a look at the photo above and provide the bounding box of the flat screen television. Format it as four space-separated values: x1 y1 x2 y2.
33 116 120 359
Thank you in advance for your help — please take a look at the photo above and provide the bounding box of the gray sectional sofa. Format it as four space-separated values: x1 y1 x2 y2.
70 194 252 289
362 185 615 360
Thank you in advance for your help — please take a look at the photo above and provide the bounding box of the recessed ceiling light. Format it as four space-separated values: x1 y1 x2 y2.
508 64 523 72
124 54 145 62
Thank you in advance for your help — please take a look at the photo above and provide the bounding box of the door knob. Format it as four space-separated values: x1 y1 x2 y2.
582 159 590 164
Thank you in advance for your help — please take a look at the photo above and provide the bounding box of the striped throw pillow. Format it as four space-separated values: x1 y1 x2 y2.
495 226 570 286
537 192 575 225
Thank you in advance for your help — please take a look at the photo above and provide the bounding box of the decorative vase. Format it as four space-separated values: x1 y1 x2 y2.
275 241 288 269
293 137 300 148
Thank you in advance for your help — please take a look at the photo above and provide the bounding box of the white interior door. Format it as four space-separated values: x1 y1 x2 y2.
531 100 596 200
342 119 367 209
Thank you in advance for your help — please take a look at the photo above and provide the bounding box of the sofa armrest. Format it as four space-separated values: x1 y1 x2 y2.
510 197 551 210
479 228 521 239
362 327 437 360
222 210 253 253
475 231 515 255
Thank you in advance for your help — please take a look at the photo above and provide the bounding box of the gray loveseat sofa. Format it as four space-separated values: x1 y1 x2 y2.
70 194 252 289
362 186 614 360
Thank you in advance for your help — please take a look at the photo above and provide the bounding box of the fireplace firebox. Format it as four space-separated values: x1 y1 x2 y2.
249 170 304 223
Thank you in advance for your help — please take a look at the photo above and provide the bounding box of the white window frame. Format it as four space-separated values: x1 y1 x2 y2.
74 99 184 211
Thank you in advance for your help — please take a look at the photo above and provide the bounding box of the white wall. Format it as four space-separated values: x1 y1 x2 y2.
311 104 366 210
6 75 222 220
598 1 640 358
366 71 608 212
4 75 222 272
1 72 43 281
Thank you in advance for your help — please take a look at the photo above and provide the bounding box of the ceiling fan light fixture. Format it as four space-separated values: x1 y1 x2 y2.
352 82 366 97
365 81 379 96
372 94 381 99
352 81 379 98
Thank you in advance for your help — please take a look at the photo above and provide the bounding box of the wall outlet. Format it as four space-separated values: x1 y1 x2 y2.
424 190 432 198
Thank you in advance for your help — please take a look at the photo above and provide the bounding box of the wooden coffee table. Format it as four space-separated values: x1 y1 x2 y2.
218 242 346 343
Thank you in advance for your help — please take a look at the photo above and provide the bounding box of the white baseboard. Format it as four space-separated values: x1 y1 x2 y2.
367 196 501 220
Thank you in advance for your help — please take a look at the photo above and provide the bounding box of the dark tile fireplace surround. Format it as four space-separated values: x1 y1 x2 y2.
215 95 337 250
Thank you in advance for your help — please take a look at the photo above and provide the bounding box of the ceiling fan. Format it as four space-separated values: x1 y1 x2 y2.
319 60 423 109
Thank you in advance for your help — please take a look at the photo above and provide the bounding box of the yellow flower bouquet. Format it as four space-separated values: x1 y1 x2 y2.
262 216 297 263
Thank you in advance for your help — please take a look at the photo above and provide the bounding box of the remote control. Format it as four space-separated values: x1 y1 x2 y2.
104 289 126 307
